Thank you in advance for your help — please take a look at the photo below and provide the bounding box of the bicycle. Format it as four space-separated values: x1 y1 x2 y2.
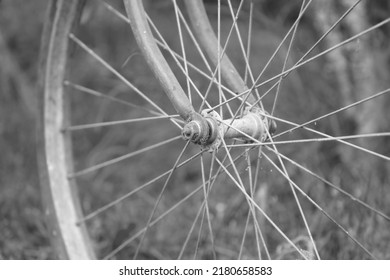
38 0 390 259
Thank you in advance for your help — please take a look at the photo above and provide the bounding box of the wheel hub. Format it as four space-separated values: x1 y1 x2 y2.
182 107 276 151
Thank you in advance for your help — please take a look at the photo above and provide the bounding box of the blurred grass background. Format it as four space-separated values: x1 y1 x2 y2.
1 0 390 259
0 0 52 258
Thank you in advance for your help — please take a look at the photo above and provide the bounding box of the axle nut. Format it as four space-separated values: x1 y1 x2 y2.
182 121 202 142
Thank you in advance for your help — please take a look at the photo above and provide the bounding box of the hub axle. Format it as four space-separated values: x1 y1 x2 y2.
182 107 276 151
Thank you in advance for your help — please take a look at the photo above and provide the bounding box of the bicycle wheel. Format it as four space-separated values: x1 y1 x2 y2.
38 0 390 259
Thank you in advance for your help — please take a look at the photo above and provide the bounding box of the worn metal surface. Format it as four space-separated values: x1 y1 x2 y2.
38 0 95 259
124 0 196 122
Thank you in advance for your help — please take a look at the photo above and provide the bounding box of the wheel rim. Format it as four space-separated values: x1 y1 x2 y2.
41 0 390 259
39 0 95 259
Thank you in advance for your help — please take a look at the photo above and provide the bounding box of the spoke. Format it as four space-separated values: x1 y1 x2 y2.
226 132 390 147
146 15 214 111
271 0 305 116
101 0 209 89
109 149 248 259
133 142 190 259
121 0 233 114
172 0 192 102
199 151 218 259
105 182 205 260
244 0 254 84
193 205 207 259
257 0 363 112
238 210 252 259
220 138 259 229
65 115 181 131
252 147 271 259
265 146 390 222
178 197 207 260
102 0 222 101
243 0 362 112
145 3 242 117
195 0 259 113
220 138 305 259
170 6 235 116
227 0 261 101
69 34 181 129
219 103 390 162
239 208 269 260
153 30 253 110
213 113 386 258
264 125 320 259
64 81 163 117
262 152 377 259
206 87 254 112
245 150 262 260
181 151 233 260
200 155 217 259
214 1 240 118
216 0 266 129
155 7 235 117
77 150 202 224
252 17 390 91
214 157 308 259
251 0 313 88
294 0 362 67
209 52 311 113
217 0 223 117
274 88 390 139
81 0 389 261
287 130 390 163
70 136 181 177
174 6 216 75
206 152 217 203
171 5 238 117
185 0 258 106
100 0 128 22
180 148 251 259
265 114 390 163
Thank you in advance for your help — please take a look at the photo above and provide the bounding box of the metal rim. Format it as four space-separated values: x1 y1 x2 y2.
38 0 95 259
